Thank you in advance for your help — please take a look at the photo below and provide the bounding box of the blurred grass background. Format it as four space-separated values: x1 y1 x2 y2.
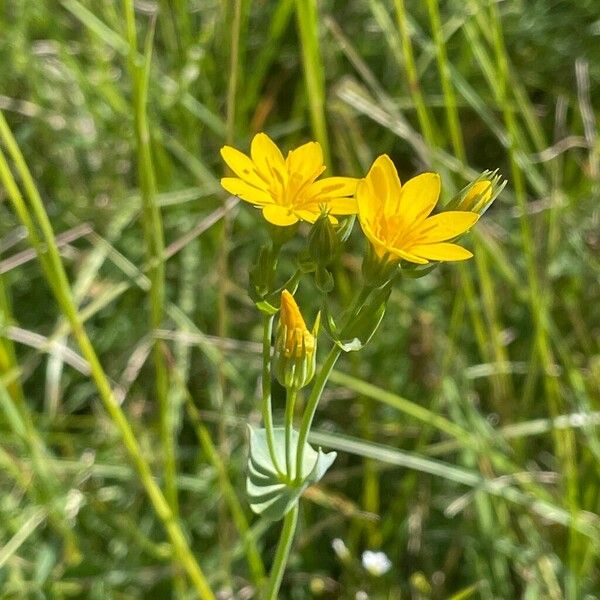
1 0 600 598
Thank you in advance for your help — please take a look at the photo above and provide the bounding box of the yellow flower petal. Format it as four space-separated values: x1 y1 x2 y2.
326 197 359 215
262 204 299 226
306 176 358 200
409 242 473 262
377 154 402 209
390 248 429 264
251 133 285 180
408 211 479 244
357 155 402 228
280 289 308 332
220 146 266 189
368 155 392 204
286 141 324 183
358 221 389 257
221 177 272 205
397 172 440 225
356 176 377 227
294 208 321 223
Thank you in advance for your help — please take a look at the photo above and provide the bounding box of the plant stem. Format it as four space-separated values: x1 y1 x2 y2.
294 283 373 482
295 345 341 482
284 386 298 479
262 313 283 476
265 503 299 600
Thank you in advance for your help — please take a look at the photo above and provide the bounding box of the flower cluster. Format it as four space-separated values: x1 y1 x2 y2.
229 132 503 523
221 132 501 266
228 133 504 598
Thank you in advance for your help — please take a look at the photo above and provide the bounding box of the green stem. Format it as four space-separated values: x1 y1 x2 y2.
284 386 298 479
262 313 283 476
294 283 373 482
295 345 341 483
265 503 299 600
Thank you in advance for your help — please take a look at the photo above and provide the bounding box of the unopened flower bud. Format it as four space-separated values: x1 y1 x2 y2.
448 170 506 216
308 212 339 266
457 180 492 213
249 245 276 300
275 290 320 390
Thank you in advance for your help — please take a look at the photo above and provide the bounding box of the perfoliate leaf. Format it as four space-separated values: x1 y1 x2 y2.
246 427 337 521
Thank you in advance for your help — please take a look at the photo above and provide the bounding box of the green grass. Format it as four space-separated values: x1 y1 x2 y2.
1 0 600 598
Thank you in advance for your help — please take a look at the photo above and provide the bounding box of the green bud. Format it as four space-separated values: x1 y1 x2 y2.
248 244 276 302
297 249 317 273
308 213 339 266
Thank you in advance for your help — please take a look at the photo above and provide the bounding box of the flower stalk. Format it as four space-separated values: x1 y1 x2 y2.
262 312 283 477
285 386 298 480
264 503 299 600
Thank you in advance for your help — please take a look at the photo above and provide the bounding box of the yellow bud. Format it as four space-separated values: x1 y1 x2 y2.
457 180 493 213
275 290 319 390
279 290 315 358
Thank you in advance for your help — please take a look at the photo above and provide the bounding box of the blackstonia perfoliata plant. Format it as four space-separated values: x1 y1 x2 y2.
220 133 504 599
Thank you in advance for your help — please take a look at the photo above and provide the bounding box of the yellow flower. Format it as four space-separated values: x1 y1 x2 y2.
275 290 319 390
220 133 358 226
356 155 479 265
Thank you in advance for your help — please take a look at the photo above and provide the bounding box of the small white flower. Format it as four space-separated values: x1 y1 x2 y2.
355 592 369 600
331 537 350 561
361 550 392 576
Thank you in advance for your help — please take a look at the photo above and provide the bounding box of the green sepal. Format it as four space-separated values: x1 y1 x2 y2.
308 213 339 267
254 299 278 315
252 268 301 314
361 246 399 289
401 263 438 279
336 215 355 243
246 427 337 521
